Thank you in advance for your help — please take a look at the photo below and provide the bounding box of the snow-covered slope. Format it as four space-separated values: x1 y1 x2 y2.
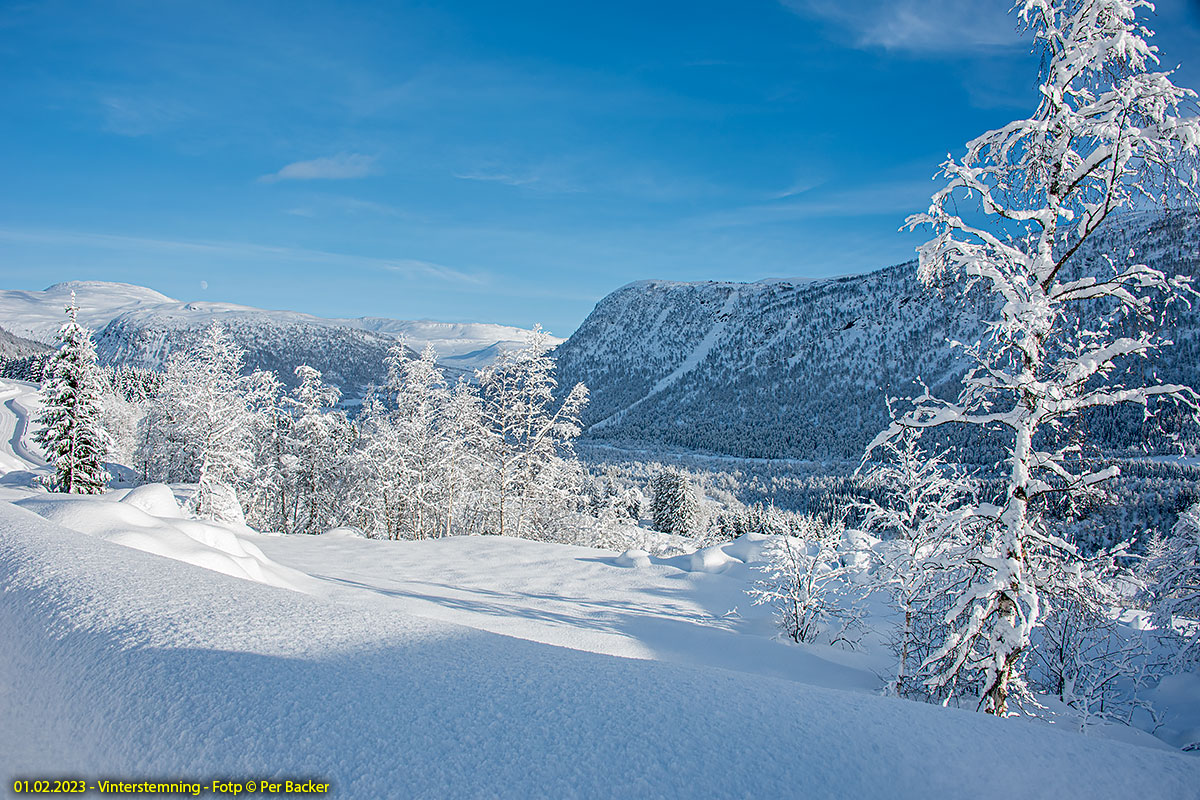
0 281 556 389
557 212 1200 461
0 326 51 362
4 507 1199 797
94 303 415 392
334 318 551 370
0 281 175 341
557 270 980 460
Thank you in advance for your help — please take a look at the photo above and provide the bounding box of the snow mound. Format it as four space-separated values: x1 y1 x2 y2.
117 482 184 518
1149 672 1200 750
614 548 651 568
679 534 776 574
688 543 742 573
13 494 306 591
723 532 772 563
321 526 367 538
842 528 879 580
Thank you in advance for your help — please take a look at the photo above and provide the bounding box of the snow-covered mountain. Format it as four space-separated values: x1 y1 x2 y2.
0 281 174 342
0 281 557 390
332 318 549 370
0 325 51 361
556 212 1200 461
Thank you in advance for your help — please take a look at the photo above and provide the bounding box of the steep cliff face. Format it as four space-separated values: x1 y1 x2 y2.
557 213 1200 461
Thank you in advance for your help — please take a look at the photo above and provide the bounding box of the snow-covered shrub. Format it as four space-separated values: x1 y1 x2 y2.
1030 582 1158 730
856 428 976 696
749 515 864 647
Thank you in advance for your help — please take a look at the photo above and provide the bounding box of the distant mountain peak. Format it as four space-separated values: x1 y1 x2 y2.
0 280 555 390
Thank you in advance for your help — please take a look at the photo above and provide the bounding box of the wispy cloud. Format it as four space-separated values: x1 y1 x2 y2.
453 169 542 188
767 177 827 201
99 94 196 137
780 0 1020 54
0 227 482 285
695 177 939 228
452 155 721 201
259 153 379 183
283 195 420 220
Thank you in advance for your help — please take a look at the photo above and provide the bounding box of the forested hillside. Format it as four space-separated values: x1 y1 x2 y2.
558 212 1200 462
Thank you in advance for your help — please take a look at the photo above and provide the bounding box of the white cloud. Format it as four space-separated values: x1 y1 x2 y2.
0 227 482 285
453 169 542 188
781 0 1021 54
260 153 378 183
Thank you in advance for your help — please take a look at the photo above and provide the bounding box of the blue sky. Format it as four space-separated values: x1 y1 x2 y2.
2 0 1199 336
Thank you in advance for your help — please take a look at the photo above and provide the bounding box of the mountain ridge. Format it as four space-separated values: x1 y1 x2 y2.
556 212 1200 462
0 280 559 390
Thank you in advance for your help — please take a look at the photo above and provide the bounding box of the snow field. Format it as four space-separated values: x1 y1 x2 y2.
4 506 1199 799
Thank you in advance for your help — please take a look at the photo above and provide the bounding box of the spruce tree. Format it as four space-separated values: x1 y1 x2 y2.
34 293 109 494
649 469 699 536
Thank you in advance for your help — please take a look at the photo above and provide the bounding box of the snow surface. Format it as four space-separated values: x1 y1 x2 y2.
12 492 310 591
5 508 1200 799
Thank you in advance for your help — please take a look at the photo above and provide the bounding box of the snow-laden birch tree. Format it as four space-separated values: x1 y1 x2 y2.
35 294 110 494
476 326 588 539
278 364 350 534
151 323 270 524
870 0 1200 715
390 344 453 539
442 377 489 537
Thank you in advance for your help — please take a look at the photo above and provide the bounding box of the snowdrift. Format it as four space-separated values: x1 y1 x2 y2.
13 487 308 591
3 505 1197 799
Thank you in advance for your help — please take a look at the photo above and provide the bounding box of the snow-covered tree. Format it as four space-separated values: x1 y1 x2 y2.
96 369 143 469
345 391 400 538
349 344 459 540
873 0 1200 715
649 469 700 536
34 294 109 494
275 364 349 534
242 369 287 532
857 429 977 697
442 377 489 537
585 469 645 527
1145 502 1200 668
145 323 267 524
390 344 453 539
750 514 863 647
475 327 588 538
